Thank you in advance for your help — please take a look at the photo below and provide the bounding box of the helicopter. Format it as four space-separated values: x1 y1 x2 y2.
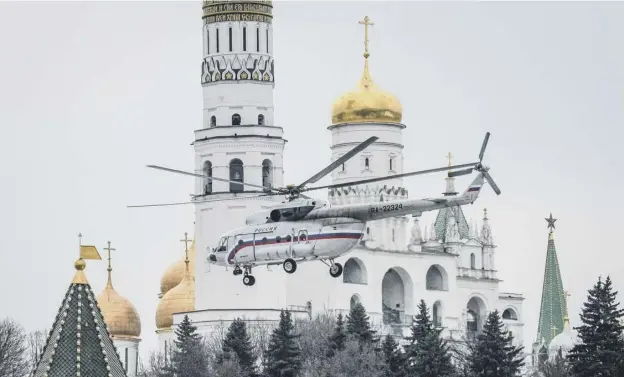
130 132 500 286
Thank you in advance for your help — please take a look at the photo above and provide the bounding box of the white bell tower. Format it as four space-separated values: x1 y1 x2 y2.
192 0 287 311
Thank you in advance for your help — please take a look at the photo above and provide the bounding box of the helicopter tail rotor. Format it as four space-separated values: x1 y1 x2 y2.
447 132 501 195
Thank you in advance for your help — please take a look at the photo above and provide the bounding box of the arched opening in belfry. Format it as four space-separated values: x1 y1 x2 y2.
350 294 362 310
470 253 476 269
258 114 265 125
203 160 212 194
502 308 518 320
232 113 241 125
381 267 414 325
229 158 244 192
210 115 216 127
433 300 443 327
343 258 367 284
262 159 273 190
466 296 487 334
426 265 448 291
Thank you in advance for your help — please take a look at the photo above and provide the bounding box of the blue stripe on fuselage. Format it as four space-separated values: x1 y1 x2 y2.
226 232 362 264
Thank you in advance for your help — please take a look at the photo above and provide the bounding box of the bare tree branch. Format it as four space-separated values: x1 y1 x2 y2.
0 317 29 377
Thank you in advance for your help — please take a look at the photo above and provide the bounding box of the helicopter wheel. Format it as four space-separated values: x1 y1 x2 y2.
243 275 256 286
283 258 297 274
233 266 243 276
329 262 343 278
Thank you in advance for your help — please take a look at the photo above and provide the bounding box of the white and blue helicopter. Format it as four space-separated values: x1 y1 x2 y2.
131 133 500 286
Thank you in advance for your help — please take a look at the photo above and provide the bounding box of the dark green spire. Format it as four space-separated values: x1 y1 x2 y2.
535 214 566 346
32 258 127 377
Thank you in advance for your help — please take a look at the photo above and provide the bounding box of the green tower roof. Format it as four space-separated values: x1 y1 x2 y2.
32 258 127 377
535 213 566 346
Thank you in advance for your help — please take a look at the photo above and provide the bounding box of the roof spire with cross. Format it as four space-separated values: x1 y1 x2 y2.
181 232 192 272
104 241 116 287
358 16 374 59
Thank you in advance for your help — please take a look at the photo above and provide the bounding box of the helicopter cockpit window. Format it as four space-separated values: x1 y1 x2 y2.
216 237 227 252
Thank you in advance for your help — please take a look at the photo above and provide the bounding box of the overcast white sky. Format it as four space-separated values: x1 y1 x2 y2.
1 0 623 361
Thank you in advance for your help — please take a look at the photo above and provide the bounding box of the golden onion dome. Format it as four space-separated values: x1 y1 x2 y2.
159 239 195 296
97 278 142 338
331 57 402 125
96 249 141 339
155 258 195 330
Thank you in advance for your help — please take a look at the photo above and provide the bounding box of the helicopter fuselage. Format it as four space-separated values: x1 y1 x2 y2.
210 216 365 268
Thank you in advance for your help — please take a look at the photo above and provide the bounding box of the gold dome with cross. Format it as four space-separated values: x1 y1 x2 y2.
331 16 403 125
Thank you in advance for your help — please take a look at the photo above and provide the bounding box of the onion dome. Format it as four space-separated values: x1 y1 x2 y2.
159 238 195 297
549 316 578 353
155 239 195 330
96 243 141 339
331 17 402 126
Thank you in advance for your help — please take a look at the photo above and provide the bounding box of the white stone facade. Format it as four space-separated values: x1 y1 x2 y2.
163 1 525 352
113 337 140 377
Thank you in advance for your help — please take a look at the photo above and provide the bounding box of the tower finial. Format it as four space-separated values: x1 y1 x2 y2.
483 208 488 220
546 213 557 231
181 232 191 271
103 241 116 287
446 152 453 167
358 16 374 59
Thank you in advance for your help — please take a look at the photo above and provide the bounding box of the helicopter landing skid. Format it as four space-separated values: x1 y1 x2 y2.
319 258 343 279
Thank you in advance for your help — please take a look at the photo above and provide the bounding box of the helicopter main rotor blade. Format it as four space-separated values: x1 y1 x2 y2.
296 136 379 188
479 132 490 162
302 162 479 192
127 193 278 208
448 168 474 178
146 165 281 193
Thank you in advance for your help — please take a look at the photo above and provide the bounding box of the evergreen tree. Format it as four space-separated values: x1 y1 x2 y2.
381 335 406 377
264 310 303 377
168 315 209 377
220 318 257 376
327 313 347 358
567 275 624 377
467 310 524 377
537 350 570 377
346 302 376 345
404 300 454 377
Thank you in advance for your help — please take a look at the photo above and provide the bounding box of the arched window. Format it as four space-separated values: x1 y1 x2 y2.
470 253 476 269
210 115 216 127
203 161 213 194
228 27 233 52
341 163 345 172
262 159 273 190
258 114 265 125
216 28 220 53
243 27 247 51
433 301 443 327
365 157 370 169
502 308 518 320
389 158 393 171
229 158 244 192
256 27 260 52
426 265 446 291
232 113 241 125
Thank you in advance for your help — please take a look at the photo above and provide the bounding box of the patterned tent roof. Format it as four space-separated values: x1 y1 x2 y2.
535 217 566 346
32 259 127 377
434 207 470 241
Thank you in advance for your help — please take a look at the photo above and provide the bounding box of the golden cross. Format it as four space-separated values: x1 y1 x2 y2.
446 152 454 167
358 16 374 58
180 232 191 263
103 241 115 272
